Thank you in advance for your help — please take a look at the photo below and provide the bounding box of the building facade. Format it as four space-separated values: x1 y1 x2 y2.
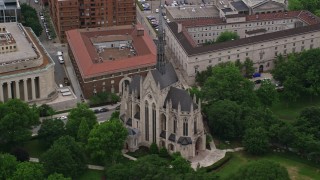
0 0 20 23
49 0 136 42
165 10 320 84
0 23 56 103
121 64 206 159
66 25 156 99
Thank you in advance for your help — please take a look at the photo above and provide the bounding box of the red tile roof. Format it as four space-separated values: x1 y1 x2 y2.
66 24 156 78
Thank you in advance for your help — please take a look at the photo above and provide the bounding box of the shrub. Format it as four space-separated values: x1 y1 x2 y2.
205 152 233 172
150 143 159 154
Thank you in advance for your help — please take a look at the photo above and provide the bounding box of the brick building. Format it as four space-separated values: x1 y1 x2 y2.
66 25 156 99
48 0 136 42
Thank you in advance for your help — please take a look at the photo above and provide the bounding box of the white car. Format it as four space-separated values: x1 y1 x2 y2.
58 56 64 64
34 0 38 3
57 51 63 56
155 9 159 13
58 116 67 120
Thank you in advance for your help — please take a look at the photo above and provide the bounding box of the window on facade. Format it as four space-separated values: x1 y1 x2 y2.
209 60 212 63
293 43 295 46
218 58 221 61
152 104 156 143
292 48 296 53
284 49 287 54
173 117 177 134
194 119 197 134
246 52 248 56
145 101 149 141
183 118 188 136
284 45 286 48
310 44 314 49
228 56 230 59
301 46 304 51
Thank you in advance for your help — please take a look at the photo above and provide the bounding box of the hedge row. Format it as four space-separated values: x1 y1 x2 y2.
205 152 233 172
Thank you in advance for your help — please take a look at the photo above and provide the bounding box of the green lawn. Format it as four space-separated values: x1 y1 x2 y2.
215 152 320 180
77 169 104 180
22 139 48 158
271 96 320 121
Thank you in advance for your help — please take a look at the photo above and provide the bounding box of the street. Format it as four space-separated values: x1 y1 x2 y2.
32 106 118 136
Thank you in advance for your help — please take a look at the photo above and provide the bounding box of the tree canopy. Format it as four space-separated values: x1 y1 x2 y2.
0 99 39 145
66 103 97 138
242 127 269 155
40 136 86 178
10 162 44 180
0 153 18 179
20 4 43 36
87 119 127 164
216 31 239 43
38 118 65 147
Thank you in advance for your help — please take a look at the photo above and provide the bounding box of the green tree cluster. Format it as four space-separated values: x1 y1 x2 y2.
105 154 217 180
38 118 65 147
0 99 39 146
89 92 120 106
289 0 320 16
87 119 127 164
215 31 239 43
20 4 43 36
272 49 320 102
40 136 86 178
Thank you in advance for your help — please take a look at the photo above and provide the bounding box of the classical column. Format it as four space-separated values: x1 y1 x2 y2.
15 80 20 99
31 77 36 100
24 79 28 101
0 82 3 102
7 81 12 99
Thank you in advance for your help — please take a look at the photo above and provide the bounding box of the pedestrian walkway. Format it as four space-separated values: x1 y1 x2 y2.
123 153 137 161
189 140 244 170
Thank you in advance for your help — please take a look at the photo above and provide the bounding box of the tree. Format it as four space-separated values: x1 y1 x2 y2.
38 118 65 147
0 99 39 145
202 62 258 106
0 153 18 179
256 80 279 107
233 160 290 180
243 58 255 78
11 162 44 180
207 100 243 140
159 147 170 158
110 111 120 120
215 31 239 43
87 119 127 164
47 173 72 180
150 142 159 154
66 103 97 138
243 127 269 155
41 136 86 178
11 147 30 162
77 118 90 144
38 104 55 117
171 155 193 174
195 66 214 86
20 4 43 36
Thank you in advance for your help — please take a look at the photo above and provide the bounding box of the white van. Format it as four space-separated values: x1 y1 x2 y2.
58 56 64 64
57 51 63 56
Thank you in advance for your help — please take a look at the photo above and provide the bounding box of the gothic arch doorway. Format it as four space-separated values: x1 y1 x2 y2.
259 65 264 73
168 144 175 152
195 137 203 155
119 77 131 95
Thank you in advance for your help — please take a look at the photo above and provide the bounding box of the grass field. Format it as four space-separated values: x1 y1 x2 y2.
22 139 48 158
215 152 320 180
78 169 104 180
271 96 320 121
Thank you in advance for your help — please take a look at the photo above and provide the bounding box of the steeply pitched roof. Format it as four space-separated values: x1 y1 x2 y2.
169 134 176 142
177 137 192 145
126 118 132 126
129 75 141 94
160 130 166 139
151 63 178 89
164 87 198 111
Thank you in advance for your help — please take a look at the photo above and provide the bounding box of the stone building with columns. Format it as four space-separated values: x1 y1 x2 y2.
165 10 320 84
0 23 56 103
66 25 156 99
120 63 206 159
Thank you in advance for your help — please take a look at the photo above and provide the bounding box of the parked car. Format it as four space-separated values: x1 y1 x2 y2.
64 77 70 86
155 9 159 13
58 56 64 64
94 109 100 113
254 79 262 84
99 108 108 112
58 116 67 120
34 0 39 3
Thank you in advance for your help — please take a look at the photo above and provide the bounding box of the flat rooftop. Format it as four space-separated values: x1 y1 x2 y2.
166 5 219 20
66 24 157 78
0 23 37 63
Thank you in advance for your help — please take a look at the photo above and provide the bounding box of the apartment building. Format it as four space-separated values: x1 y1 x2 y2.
49 0 136 42
165 10 320 84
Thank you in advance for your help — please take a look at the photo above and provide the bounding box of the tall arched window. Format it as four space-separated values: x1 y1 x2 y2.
183 118 188 136
152 103 156 143
194 118 197 134
173 116 177 134
145 101 149 141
